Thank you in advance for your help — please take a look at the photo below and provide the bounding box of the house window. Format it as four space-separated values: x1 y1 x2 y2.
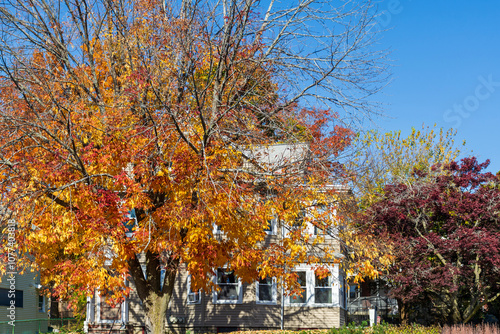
0 288 23 308
256 276 276 304
214 268 242 303
124 209 138 236
187 276 201 304
315 272 332 304
314 224 333 236
38 295 45 312
285 265 341 307
160 268 165 290
349 284 357 300
313 205 335 237
264 219 276 235
290 271 307 304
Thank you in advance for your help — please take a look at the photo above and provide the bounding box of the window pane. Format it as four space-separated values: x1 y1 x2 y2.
188 292 200 303
264 220 273 232
296 271 306 286
258 284 272 301
315 287 332 303
315 275 331 287
217 269 236 283
290 288 307 304
39 296 44 312
0 288 23 308
349 285 357 299
217 285 238 300
290 271 307 304
315 272 332 304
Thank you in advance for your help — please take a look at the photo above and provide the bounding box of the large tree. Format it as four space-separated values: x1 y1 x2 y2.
0 0 388 333
362 157 500 324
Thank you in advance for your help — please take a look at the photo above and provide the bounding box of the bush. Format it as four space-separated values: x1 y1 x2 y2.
442 324 500 334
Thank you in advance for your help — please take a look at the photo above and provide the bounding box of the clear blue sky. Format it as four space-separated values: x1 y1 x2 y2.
372 1 500 173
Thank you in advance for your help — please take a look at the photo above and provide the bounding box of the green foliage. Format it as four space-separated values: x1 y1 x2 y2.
349 124 464 208
230 323 443 334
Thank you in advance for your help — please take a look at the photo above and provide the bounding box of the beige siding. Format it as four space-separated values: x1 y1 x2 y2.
88 234 346 333
108 265 345 333
0 271 48 334
165 265 345 332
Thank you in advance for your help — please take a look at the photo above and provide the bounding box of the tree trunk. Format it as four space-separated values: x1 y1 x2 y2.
128 252 179 334
50 296 60 319
144 292 171 334
450 292 462 324
398 298 408 325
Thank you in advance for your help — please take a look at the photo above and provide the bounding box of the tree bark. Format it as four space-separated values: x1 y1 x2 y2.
397 298 408 325
143 292 171 334
128 252 178 334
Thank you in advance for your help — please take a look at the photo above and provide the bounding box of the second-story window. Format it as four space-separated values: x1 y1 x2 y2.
264 218 277 235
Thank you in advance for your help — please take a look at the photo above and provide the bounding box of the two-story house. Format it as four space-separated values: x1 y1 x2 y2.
84 144 350 333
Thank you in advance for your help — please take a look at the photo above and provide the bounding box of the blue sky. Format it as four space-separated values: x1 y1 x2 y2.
371 1 500 173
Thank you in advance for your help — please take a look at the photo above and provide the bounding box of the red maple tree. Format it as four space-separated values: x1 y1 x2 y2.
363 157 500 324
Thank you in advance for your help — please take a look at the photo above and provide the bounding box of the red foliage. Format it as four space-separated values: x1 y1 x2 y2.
363 157 500 323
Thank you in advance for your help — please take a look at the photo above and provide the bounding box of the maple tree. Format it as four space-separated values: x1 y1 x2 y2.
0 0 388 333
362 157 500 324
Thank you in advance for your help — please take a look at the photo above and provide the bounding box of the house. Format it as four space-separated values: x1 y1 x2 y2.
0 270 49 334
85 235 348 333
84 144 350 333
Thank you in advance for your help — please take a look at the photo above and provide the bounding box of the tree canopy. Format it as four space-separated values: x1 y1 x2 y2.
348 125 463 208
362 157 500 324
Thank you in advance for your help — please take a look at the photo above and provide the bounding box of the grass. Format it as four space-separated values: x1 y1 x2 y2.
230 323 499 334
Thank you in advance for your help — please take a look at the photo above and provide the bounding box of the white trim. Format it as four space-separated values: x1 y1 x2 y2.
95 292 126 324
86 296 95 323
256 277 277 305
264 218 277 235
187 275 201 304
284 264 342 308
213 268 243 304
38 295 46 313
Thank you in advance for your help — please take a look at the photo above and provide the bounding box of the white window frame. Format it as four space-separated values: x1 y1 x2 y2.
187 275 201 304
264 218 277 235
213 268 243 304
38 295 46 313
256 276 277 304
311 206 337 239
95 293 128 324
284 264 341 307
314 271 333 304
